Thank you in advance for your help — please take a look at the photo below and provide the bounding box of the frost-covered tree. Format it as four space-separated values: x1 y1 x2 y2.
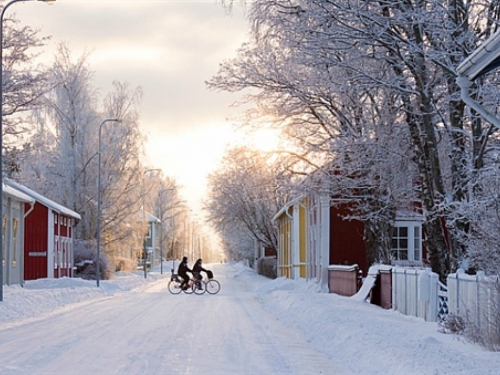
149 177 183 261
212 0 500 279
97 81 145 266
17 44 147 271
1 5 52 170
205 146 288 261
18 44 99 232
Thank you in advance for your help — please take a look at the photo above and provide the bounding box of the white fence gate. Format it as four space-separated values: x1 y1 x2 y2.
392 267 444 322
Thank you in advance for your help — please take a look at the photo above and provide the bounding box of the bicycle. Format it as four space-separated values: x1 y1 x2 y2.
167 271 205 295
190 274 221 295
168 269 221 295
168 271 195 294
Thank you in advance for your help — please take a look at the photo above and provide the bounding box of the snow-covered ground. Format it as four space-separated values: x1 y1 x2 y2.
1 261 499 374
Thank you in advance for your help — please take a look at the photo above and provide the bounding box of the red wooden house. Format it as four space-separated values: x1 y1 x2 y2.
274 193 425 287
5 179 81 280
329 204 426 276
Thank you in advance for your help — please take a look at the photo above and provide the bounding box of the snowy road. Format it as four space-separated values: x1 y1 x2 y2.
0 264 344 375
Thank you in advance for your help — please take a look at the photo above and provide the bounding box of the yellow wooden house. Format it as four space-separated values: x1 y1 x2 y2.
273 195 331 286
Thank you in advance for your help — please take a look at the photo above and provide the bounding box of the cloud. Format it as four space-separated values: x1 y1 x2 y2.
15 1 249 208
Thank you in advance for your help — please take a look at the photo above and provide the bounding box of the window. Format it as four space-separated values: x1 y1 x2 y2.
392 227 408 260
12 218 18 267
391 221 422 262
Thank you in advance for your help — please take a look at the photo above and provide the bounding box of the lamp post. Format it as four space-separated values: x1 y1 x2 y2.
158 187 174 275
0 0 55 302
96 118 122 287
142 168 160 278
165 200 186 273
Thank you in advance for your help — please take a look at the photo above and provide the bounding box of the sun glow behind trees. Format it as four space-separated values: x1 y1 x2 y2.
246 128 281 154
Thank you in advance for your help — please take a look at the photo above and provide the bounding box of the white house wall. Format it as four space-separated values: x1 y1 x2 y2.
2 198 27 285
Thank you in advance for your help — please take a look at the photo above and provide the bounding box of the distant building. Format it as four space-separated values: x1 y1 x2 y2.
143 212 161 269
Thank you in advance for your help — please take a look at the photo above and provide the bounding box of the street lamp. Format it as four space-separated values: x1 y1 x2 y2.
0 0 55 302
96 118 123 287
142 168 160 278
158 187 174 275
164 199 186 274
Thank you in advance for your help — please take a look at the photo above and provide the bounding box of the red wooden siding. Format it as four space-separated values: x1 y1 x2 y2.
24 205 74 280
329 206 368 276
24 202 49 280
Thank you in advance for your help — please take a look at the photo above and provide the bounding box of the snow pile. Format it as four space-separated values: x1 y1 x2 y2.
252 272 496 374
0 270 164 326
2 261 500 374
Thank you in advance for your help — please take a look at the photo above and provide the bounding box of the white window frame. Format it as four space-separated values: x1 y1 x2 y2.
391 220 422 263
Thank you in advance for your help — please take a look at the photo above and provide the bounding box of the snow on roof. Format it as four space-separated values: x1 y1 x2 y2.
146 212 160 223
3 183 35 203
4 179 81 220
272 195 307 221
395 209 423 221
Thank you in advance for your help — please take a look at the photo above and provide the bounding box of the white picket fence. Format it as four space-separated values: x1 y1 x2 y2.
391 267 446 322
447 270 500 335
366 265 500 330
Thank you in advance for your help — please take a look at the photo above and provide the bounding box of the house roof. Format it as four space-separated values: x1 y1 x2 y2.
4 179 81 220
395 209 423 221
3 183 35 204
272 196 307 222
146 212 160 223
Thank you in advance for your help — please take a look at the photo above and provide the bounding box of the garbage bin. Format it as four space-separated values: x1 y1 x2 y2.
370 266 392 309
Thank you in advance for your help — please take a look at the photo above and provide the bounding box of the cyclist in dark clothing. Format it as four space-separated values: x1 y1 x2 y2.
192 259 208 281
177 256 192 290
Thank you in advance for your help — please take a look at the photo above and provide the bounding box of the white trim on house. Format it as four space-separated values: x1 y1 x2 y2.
4 178 80 220
47 209 55 278
392 210 424 264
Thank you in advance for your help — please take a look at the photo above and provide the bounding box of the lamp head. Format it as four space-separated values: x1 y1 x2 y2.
40 0 56 4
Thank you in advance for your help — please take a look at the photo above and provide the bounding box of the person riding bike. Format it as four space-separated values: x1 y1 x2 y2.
177 256 192 290
192 259 208 288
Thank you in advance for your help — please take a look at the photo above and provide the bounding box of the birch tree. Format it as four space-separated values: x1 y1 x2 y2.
210 0 420 269
18 45 147 270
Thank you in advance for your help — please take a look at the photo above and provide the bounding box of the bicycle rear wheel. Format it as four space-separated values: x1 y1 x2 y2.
192 280 206 295
205 279 221 294
168 279 183 294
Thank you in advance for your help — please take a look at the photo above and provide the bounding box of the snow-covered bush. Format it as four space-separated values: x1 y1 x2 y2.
74 240 112 280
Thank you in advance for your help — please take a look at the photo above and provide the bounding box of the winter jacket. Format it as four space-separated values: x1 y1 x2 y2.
193 262 207 274
178 261 192 275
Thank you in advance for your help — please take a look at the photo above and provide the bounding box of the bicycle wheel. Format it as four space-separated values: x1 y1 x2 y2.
168 279 183 294
192 280 206 295
183 281 194 294
205 279 221 294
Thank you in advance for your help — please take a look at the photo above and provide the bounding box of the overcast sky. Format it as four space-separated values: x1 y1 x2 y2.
14 0 250 212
